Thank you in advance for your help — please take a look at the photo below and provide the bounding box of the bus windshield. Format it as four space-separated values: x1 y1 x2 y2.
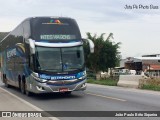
35 46 84 73
31 18 81 42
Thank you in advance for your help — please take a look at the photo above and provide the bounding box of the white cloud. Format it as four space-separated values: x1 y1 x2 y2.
0 0 160 58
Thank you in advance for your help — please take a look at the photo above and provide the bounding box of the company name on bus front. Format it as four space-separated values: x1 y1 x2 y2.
39 74 76 80
7 48 16 58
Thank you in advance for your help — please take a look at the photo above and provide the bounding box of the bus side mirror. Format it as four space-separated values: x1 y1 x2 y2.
82 39 94 53
28 39 35 54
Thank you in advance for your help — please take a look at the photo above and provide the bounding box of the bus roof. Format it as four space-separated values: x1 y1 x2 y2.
0 16 76 43
23 16 75 21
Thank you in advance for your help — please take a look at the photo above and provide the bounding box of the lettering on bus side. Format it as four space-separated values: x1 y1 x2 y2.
7 48 17 58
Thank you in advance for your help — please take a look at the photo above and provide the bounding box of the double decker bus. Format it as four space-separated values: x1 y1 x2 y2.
0 17 94 96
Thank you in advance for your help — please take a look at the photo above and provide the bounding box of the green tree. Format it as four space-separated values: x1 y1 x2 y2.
84 32 121 74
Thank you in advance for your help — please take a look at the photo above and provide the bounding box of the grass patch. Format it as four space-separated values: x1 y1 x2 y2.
87 79 118 86
140 78 160 91
141 84 160 91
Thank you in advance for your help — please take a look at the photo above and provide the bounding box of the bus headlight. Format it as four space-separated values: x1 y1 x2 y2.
35 77 47 83
31 72 47 83
78 75 87 80
78 71 87 80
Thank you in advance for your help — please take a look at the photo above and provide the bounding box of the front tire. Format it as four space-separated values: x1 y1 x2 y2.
23 79 32 96
4 76 10 88
21 80 25 94
26 89 32 96
5 81 10 88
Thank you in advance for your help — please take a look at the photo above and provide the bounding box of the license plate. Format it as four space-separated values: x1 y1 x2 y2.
59 88 69 92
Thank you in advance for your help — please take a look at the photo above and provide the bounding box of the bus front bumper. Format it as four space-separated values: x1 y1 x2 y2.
27 79 87 94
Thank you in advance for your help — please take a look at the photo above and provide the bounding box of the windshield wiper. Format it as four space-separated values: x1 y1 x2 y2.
37 68 60 72
41 68 60 71
68 68 82 71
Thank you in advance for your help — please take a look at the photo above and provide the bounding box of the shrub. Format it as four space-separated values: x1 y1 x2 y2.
139 78 160 91
87 78 118 86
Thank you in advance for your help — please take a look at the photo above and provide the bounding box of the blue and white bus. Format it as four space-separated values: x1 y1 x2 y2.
0 17 94 96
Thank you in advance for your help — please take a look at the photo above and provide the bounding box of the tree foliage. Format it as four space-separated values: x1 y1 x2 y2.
84 32 121 73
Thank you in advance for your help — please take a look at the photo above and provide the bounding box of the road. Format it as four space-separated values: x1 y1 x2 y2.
1 80 160 120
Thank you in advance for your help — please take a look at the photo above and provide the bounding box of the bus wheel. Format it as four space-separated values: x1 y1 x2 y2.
26 91 32 96
4 76 10 88
24 81 32 96
21 80 26 94
25 88 32 96
5 80 10 88
18 80 21 91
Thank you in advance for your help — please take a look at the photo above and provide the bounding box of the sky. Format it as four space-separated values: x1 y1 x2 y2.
0 0 160 58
